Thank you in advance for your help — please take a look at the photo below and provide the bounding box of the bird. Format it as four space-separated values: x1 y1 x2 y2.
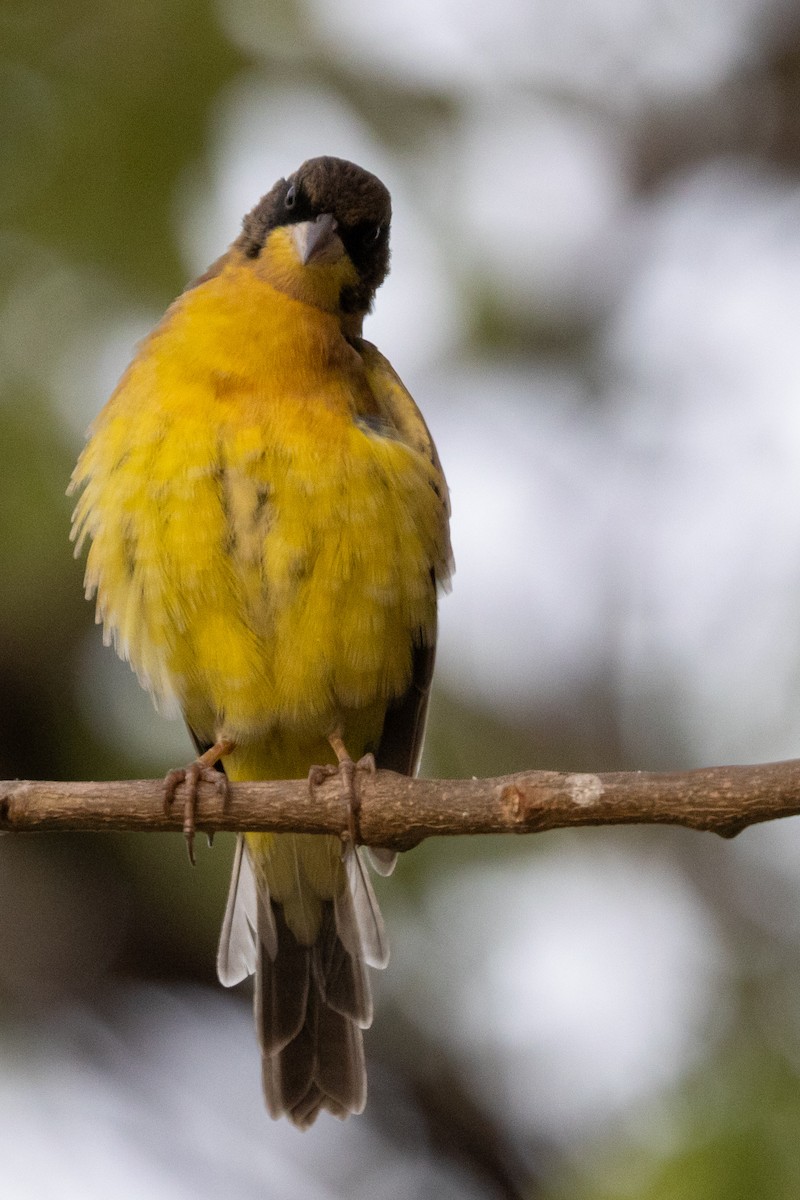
70 156 452 1127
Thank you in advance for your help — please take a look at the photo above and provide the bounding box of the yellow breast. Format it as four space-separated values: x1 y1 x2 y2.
70 255 447 753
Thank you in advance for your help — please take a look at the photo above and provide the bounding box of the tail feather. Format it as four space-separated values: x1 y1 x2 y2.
313 903 372 1027
263 985 367 1128
315 995 366 1111
219 836 383 1127
256 904 310 1053
258 898 369 1124
263 996 316 1121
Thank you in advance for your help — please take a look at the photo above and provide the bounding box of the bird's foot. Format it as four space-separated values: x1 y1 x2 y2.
164 738 234 865
307 732 376 846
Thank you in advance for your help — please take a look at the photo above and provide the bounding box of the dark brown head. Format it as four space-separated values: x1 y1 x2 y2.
237 157 392 318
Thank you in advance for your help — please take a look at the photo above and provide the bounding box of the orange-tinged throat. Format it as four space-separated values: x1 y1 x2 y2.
252 226 359 316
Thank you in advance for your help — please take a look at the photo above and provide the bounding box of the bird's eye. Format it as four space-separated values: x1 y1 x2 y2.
285 185 296 210
364 223 382 245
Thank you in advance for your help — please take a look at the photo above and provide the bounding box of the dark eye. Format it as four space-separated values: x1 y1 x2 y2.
364 223 382 245
285 185 296 210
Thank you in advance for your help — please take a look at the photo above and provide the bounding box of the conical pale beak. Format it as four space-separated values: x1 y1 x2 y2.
291 213 343 265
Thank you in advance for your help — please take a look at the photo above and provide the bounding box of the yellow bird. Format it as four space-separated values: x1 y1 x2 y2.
70 157 452 1127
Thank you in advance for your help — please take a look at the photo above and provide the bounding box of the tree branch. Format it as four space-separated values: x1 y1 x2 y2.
2 759 800 848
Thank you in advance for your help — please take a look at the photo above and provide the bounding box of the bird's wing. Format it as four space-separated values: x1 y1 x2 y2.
355 337 453 577
355 340 452 877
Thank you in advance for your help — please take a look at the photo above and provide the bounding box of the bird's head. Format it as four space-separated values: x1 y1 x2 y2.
236 157 391 330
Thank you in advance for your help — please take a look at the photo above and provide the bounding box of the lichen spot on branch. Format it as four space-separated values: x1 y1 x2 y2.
566 774 604 807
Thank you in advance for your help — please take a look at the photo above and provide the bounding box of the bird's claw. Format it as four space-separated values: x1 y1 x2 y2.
163 763 230 865
307 752 376 846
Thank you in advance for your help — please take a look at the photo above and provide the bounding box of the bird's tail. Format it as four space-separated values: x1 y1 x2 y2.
217 831 389 1128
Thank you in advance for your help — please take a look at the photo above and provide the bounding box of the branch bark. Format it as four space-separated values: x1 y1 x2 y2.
2 759 800 849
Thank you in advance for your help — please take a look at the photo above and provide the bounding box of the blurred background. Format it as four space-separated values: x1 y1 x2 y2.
4 0 800 1194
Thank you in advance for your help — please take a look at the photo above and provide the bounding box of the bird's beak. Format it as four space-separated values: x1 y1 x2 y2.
291 213 343 265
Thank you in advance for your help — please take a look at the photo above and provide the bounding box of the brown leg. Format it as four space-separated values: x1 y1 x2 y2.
307 730 376 846
164 737 235 865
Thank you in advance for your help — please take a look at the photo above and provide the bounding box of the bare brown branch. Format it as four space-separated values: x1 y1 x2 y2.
2 759 800 848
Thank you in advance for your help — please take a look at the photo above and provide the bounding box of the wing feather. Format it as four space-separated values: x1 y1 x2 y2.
357 338 452 866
